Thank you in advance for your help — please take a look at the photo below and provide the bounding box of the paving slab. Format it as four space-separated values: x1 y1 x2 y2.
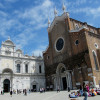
0 91 100 100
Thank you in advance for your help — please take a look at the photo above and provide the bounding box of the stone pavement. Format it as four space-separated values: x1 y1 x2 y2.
0 91 100 100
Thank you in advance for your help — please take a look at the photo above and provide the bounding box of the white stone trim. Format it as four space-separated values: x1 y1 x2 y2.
69 25 88 33
92 50 97 56
55 37 65 53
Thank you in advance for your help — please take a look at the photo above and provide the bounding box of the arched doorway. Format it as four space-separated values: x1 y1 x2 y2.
31 81 38 92
56 63 67 90
53 63 72 90
2 68 13 92
3 79 10 92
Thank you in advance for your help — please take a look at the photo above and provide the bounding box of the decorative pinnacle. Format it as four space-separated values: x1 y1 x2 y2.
48 17 50 27
62 3 66 12
54 7 57 17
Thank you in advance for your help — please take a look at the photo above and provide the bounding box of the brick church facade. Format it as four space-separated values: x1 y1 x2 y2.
43 7 100 90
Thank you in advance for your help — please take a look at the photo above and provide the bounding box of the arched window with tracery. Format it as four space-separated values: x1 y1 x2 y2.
92 51 99 70
17 64 20 73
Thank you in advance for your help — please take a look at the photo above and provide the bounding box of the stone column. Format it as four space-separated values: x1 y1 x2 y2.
1 76 4 91
53 75 56 90
59 76 62 90
68 72 72 89
21 63 23 74
92 76 96 87
67 72 70 88
56 75 59 90
66 73 69 90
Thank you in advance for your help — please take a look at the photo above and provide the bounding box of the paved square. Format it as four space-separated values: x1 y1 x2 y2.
0 91 100 100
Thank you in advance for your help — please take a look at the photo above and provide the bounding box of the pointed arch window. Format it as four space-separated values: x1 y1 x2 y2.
17 64 20 73
25 64 28 73
39 65 42 73
92 51 99 70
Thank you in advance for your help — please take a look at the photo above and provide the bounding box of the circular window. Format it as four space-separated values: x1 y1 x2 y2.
75 40 79 45
56 38 64 51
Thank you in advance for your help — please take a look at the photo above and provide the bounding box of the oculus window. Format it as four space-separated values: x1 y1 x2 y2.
56 38 64 51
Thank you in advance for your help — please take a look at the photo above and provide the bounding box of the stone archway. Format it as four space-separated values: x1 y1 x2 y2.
31 81 38 92
3 79 10 92
2 68 13 74
2 68 13 92
56 63 67 90
56 63 66 74
53 63 72 90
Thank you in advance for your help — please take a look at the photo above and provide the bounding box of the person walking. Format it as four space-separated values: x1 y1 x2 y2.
80 85 83 96
1 91 2 95
83 86 88 100
68 87 70 92
10 91 12 97
24 89 27 96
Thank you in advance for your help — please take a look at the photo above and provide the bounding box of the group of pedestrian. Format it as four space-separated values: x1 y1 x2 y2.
10 91 12 97
40 88 45 93
24 89 27 96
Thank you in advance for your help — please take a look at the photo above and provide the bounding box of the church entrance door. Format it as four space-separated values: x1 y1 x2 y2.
62 77 67 90
33 85 36 92
3 79 10 92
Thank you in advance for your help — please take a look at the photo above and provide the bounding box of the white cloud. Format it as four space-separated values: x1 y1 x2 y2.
0 11 7 17
33 49 42 56
32 45 47 56
69 7 100 18
0 0 52 55
63 0 100 19
89 7 100 18
0 17 23 38
13 28 36 49
0 19 14 38
63 0 86 8
15 0 54 30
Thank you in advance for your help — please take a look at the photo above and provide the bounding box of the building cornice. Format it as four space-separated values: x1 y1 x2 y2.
88 31 100 39
0 73 45 77
0 55 43 61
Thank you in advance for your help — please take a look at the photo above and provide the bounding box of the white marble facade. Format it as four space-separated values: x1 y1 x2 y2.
0 38 45 92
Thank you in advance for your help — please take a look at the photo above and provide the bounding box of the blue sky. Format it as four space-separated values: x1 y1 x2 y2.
0 0 100 56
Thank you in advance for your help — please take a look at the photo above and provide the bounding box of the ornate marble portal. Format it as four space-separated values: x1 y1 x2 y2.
52 63 72 90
